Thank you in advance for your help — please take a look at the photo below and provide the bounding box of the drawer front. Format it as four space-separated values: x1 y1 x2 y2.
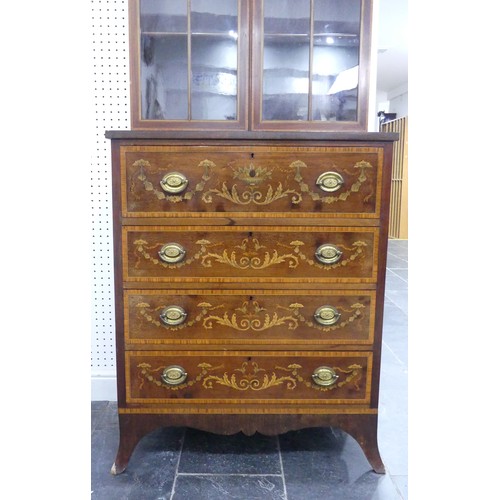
125 290 376 346
125 351 372 404
121 145 383 218
123 226 378 283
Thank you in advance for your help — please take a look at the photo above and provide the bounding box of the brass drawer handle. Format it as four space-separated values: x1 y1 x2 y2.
158 243 186 264
314 305 341 326
159 306 187 326
160 172 189 194
312 366 339 387
161 365 188 386
316 171 344 192
315 244 343 264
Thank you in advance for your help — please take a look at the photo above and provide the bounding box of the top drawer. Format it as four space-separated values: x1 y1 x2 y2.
119 145 384 218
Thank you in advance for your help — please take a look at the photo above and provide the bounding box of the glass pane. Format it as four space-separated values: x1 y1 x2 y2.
191 35 238 120
264 0 310 34
311 0 361 121
311 41 358 121
191 0 238 33
263 36 309 120
314 0 361 35
141 35 188 119
140 0 187 33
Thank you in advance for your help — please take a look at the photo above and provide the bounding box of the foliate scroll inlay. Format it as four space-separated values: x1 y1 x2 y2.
133 237 367 271
137 362 364 392
202 300 300 332
130 157 374 207
289 160 374 203
135 300 365 334
135 301 223 331
131 159 215 203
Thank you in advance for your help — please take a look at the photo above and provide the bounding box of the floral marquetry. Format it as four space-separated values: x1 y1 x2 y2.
126 228 377 282
131 356 369 398
125 290 375 346
107 131 397 476
122 146 382 218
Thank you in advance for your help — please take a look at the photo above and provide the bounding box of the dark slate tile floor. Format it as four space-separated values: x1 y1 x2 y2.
91 239 408 500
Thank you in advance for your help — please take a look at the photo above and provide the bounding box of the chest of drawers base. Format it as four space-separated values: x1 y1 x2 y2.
111 411 383 475
106 131 397 476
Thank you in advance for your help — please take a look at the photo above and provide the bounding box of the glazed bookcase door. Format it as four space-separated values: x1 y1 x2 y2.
129 0 249 130
129 0 373 132
251 0 372 131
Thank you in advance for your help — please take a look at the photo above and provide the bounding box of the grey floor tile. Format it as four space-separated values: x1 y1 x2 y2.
380 351 408 395
378 358 408 478
91 423 184 500
382 299 408 367
172 474 286 500
378 411 408 477
391 268 408 282
392 475 408 500
383 301 408 334
386 252 408 270
387 243 408 260
388 239 408 249
385 270 409 291
384 290 408 315
280 428 402 499
383 337 408 368
179 429 281 474
91 401 118 431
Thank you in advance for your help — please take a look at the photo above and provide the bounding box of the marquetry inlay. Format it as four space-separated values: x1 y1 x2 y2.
129 157 373 207
137 361 363 393
135 299 365 333
132 237 368 271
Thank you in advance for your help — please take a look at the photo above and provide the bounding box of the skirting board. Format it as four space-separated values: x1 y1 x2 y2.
92 376 117 401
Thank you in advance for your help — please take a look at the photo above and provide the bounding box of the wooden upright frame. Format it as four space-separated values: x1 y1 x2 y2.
129 0 373 132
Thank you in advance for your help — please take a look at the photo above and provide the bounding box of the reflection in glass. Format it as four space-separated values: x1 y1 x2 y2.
263 36 309 120
311 0 361 121
262 0 362 122
311 41 359 121
264 0 310 34
141 35 188 119
140 0 187 33
139 0 239 122
191 35 238 120
191 0 237 33
314 0 361 35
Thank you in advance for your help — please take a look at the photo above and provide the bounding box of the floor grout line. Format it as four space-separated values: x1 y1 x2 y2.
169 427 186 500
176 472 284 477
386 268 408 286
384 294 408 316
277 436 288 500
382 340 406 368
386 251 408 263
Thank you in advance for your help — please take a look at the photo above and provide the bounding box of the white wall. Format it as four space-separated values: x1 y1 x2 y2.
387 83 408 118
374 83 408 129
91 0 130 401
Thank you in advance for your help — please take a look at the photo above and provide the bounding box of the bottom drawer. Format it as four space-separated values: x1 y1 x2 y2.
125 351 372 405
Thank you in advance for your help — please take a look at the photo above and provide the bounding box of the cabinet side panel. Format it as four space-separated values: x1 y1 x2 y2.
370 142 394 407
112 140 127 404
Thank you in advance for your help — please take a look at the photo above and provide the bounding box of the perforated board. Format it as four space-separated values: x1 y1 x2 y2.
91 0 130 387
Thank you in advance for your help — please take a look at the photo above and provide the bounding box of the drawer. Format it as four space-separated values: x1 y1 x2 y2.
125 351 372 404
123 226 378 283
124 290 376 346
120 145 383 218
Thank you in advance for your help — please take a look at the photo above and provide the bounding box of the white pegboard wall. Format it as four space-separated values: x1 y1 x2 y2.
91 0 130 394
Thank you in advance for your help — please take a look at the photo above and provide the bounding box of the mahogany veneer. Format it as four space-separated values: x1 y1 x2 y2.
106 131 397 474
